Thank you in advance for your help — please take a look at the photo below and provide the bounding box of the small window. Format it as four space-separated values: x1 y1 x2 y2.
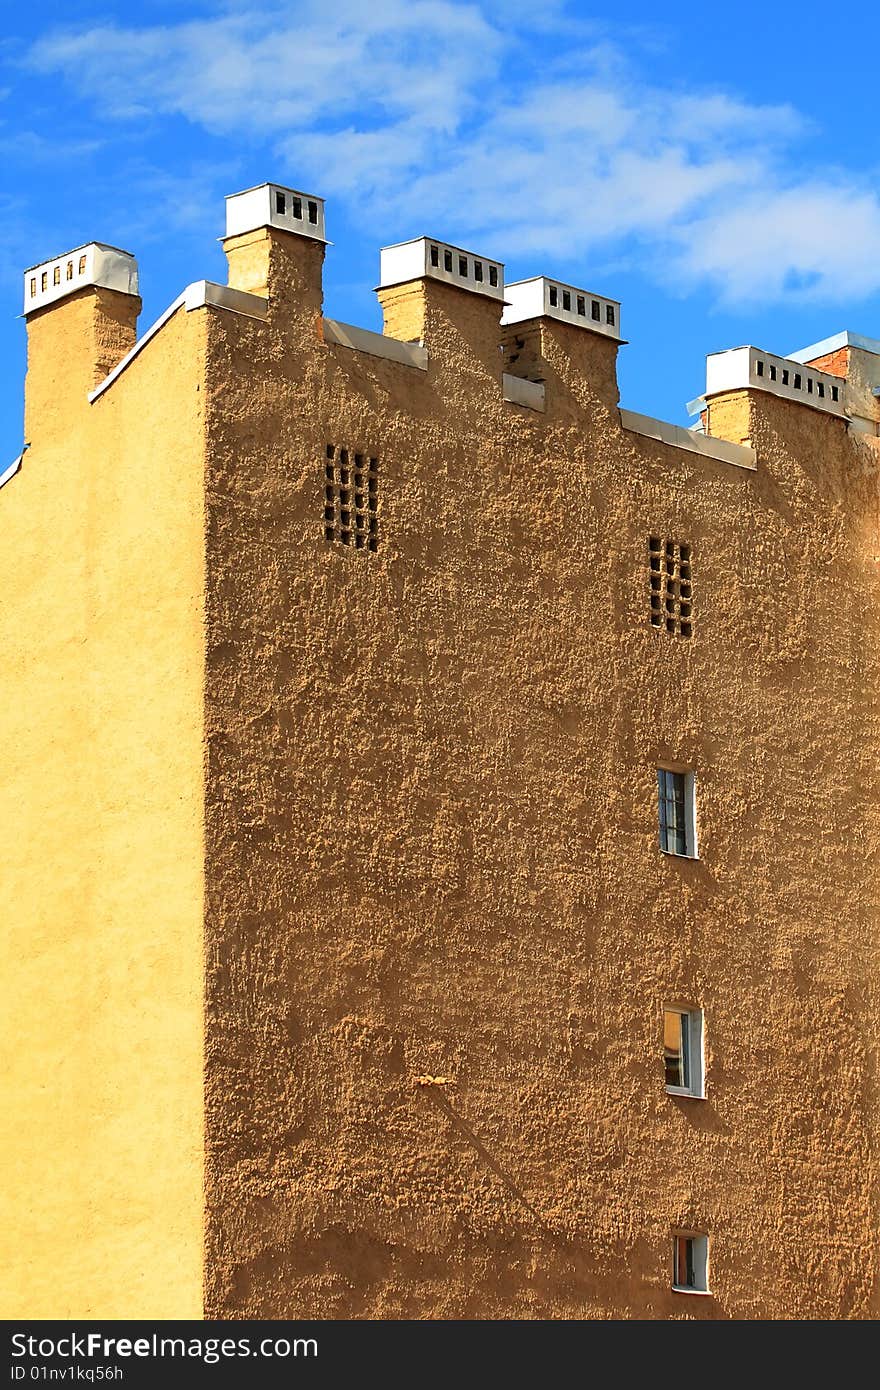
459 256 468 277
474 260 483 282
794 373 802 390
606 304 615 326
663 1007 704 1097
292 196 302 218
66 262 73 281
430 244 439 267
78 256 87 274
782 369 790 385
591 300 601 321
832 385 840 402
549 285 558 307
488 265 498 287
577 295 585 316
755 359 764 377
807 377 813 394
324 445 378 553
769 364 777 381
275 191 286 214
41 272 48 291
817 382 825 399
29 277 36 297
444 249 453 272
673 1234 710 1294
562 289 571 311
648 536 692 638
657 768 697 858
53 265 61 285
307 200 318 224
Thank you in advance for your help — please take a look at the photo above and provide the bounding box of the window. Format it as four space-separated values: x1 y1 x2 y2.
324 445 379 552
673 1234 710 1294
488 265 498 287
663 1007 704 1096
430 244 439 267
577 295 585 316
606 304 615 326
648 536 692 638
292 196 302 218
657 768 697 857
474 260 483 282
78 256 87 274
562 289 571 311
444 249 453 272
459 255 468 277
275 191 286 214
307 200 318 224
769 364 777 381
549 284 558 307
591 300 600 321
755 359 764 377
53 265 61 285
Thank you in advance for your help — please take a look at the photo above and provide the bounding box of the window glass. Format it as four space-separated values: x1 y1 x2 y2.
658 769 686 855
664 1010 687 1089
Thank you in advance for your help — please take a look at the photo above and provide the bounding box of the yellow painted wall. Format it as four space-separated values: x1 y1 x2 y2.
0 292 207 1318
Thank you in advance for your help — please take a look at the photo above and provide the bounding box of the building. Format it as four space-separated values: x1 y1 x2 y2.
2 183 879 1321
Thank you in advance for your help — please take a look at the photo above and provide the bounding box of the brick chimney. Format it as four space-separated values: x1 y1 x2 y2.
789 332 880 437
23 244 140 442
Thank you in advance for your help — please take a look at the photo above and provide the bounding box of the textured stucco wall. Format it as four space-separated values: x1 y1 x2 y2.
199 231 880 1319
5 225 880 1321
0 293 208 1318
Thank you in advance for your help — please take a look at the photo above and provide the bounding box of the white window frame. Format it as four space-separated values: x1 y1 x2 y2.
672 1232 711 1295
663 1006 705 1099
657 766 698 859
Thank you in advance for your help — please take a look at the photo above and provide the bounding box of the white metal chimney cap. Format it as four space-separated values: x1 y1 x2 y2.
502 276 622 340
705 345 847 418
23 243 138 316
379 237 504 301
225 183 328 243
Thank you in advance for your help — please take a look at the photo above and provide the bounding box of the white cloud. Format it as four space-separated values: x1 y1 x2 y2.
25 1 880 308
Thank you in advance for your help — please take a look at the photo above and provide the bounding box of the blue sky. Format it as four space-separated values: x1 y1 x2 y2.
2 0 879 463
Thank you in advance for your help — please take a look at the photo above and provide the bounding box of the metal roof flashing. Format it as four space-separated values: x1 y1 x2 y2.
89 281 268 403
788 331 880 363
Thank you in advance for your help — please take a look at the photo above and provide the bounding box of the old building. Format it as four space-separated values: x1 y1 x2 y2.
2 183 879 1320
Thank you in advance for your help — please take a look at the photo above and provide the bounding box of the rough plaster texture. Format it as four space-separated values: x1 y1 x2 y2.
200 231 880 1320
4 223 880 1320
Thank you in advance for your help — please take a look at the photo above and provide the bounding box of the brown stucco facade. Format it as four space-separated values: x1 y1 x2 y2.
3 191 880 1320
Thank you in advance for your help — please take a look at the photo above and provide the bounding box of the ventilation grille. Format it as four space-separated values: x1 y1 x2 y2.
648 537 692 637
324 446 379 551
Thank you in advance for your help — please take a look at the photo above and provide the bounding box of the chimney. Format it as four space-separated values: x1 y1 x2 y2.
376 237 504 380
703 346 847 447
222 183 326 334
789 332 880 438
500 276 622 414
23 244 140 442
